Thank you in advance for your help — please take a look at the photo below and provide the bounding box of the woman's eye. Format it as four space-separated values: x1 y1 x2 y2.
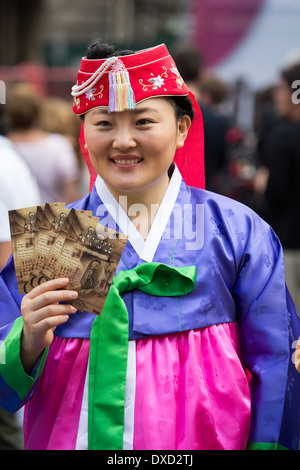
136 118 153 126
96 120 112 127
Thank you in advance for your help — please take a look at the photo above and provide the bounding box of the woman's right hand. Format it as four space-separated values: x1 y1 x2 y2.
20 278 78 374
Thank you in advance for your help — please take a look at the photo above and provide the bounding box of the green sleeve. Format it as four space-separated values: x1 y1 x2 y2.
0 316 48 406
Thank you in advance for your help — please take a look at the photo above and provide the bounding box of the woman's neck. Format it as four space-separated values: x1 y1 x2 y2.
110 173 170 240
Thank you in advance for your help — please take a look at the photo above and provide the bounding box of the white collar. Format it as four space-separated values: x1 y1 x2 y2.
95 164 182 262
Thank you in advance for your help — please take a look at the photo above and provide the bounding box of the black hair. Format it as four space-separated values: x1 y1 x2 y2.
86 40 134 60
83 40 194 121
171 95 194 122
281 63 300 90
0 106 9 136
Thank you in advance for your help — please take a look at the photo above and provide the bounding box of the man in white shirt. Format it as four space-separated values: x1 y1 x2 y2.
0 132 40 270
0 106 41 450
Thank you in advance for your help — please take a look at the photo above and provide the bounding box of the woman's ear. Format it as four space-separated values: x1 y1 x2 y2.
176 115 192 149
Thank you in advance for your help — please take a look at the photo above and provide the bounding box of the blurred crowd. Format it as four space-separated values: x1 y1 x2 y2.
0 83 90 450
173 43 300 315
0 83 89 271
1 47 299 300
0 42 300 449
1 46 300 305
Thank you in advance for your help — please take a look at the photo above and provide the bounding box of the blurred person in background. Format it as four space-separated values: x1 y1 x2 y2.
39 96 89 196
172 44 230 192
262 63 300 312
199 75 230 113
0 105 40 271
171 43 203 101
198 75 231 193
6 83 82 205
0 103 40 450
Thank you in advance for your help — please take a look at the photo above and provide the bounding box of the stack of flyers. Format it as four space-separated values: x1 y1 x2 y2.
9 203 127 315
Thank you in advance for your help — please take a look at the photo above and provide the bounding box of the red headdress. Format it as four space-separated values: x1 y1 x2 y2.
72 44 205 191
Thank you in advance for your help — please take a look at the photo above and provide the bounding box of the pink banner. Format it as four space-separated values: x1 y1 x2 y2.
189 0 265 66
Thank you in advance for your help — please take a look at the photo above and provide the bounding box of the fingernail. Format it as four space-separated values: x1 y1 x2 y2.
70 291 78 298
60 278 69 284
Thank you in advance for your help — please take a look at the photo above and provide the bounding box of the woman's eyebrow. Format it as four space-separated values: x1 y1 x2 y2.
90 108 110 116
131 107 159 114
91 107 159 116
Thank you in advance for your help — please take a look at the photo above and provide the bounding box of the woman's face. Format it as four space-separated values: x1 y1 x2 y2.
83 98 191 200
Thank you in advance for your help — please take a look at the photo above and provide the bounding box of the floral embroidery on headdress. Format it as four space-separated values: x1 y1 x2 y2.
170 64 184 89
86 89 97 101
139 66 168 91
85 86 104 102
73 96 80 110
148 75 165 90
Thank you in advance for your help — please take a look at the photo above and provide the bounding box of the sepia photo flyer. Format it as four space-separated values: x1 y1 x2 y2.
9 203 128 315
54 208 127 315
29 202 69 290
9 205 41 294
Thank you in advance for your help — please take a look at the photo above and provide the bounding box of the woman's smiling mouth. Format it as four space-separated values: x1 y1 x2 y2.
111 157 143 165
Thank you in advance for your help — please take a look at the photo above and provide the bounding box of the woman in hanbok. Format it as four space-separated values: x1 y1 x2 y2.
0 41 299 450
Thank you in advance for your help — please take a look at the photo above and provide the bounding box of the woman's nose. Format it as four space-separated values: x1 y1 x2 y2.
112 127 137 151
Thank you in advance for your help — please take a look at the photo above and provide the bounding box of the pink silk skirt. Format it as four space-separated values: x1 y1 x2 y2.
24 322 251 450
